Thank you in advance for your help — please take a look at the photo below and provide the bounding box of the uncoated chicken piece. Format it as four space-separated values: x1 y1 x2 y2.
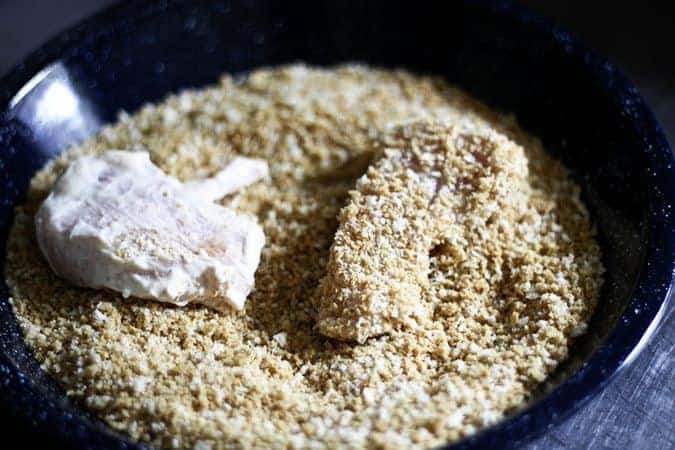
315 121 529 343
35 150 268 312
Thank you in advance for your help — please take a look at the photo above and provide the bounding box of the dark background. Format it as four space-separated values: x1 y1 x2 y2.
0 1 673 449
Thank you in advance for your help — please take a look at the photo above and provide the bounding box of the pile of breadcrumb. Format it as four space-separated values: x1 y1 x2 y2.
6 65 603 450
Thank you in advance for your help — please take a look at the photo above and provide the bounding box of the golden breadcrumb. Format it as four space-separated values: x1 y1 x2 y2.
5 64 603 450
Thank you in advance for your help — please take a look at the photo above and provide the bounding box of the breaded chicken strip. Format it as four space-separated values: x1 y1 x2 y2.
316 121 529 343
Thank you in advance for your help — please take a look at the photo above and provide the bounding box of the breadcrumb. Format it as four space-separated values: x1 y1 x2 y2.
5 64 603 450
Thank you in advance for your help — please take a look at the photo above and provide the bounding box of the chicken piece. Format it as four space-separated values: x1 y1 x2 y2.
315 121 529 343
35 150 268 312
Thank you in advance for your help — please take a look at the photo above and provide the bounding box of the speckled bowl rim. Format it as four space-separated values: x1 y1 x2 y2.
0 1 673 449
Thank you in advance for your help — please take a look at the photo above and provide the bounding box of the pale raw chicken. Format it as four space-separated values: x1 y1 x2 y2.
35 150 268 312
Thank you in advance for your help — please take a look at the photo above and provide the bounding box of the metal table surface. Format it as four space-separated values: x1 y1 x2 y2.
0 1 673 449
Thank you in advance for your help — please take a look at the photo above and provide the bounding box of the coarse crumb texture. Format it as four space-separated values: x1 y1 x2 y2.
316 121 530 343
6 65 603 450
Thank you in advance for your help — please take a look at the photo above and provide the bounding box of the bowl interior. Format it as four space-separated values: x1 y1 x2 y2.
0 1 672 449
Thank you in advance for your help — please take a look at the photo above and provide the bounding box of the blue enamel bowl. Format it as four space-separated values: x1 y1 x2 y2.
0 1 673 449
